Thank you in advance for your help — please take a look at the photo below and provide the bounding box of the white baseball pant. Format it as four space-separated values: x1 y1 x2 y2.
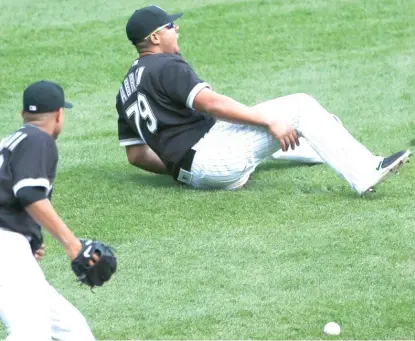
0 228 95 341
271 115 343 163
180 93 380 192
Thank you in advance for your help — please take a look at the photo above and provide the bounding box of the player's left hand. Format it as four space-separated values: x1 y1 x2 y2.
71 239 117 288
267 120 300 152
34 244 45 261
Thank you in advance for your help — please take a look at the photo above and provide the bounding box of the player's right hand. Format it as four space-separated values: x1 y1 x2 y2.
267 120 299 152
34 244 45 261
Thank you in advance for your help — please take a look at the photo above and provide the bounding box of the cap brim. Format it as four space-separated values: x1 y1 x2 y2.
64 101 73 109
169 12 183 22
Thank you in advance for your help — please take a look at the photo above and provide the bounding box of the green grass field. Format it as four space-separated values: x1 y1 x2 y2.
1 0 414 339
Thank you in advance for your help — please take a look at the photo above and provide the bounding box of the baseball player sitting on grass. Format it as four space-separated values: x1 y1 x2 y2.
116 5 411 194
0 81 116 341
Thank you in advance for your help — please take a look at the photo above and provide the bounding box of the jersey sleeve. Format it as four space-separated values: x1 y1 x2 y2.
9 136 57 197
117 115 145 146
116 95 145 146
159 57 211 109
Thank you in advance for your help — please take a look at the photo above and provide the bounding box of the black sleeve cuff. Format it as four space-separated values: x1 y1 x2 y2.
16 186 47 207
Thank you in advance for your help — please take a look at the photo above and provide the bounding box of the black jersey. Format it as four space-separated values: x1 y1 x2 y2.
116 53 215 174
0 124 57 243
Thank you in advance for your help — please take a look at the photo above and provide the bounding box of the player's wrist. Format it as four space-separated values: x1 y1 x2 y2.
244 107 269 128
64 238 82 260
257 112 274 129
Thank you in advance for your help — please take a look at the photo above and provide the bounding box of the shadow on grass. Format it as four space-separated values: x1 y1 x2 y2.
120 161 319 189
64 162 386 200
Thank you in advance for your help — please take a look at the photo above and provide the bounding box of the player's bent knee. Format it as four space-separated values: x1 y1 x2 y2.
279 93 318 109
292 92 317 105
289 93 329 116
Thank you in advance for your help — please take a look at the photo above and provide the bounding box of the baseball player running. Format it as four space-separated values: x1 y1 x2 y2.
0 81 116 341
116 5 411 194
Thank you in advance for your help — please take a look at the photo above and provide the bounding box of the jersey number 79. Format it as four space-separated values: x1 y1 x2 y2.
126 92 158 139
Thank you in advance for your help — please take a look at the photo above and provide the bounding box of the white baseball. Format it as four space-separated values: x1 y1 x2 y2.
323 322 341 336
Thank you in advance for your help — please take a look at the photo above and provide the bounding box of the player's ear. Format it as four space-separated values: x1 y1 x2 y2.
150 33 160 45
56 108 64 123
20 110 24 119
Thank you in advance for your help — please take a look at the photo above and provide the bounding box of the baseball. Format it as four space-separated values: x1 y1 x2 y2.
323 322 341 336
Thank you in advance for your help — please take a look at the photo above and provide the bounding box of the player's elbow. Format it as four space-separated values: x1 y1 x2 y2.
202 98 222 114
127 153 138 166
126 145 147 167
125 145 167 174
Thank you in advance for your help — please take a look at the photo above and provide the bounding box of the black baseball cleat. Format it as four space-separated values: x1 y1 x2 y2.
358 150 412 195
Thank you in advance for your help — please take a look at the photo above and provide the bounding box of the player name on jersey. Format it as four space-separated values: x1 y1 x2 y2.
119 60 144 105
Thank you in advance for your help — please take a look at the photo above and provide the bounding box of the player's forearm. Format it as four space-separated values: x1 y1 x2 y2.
25 199 80 259
195 91 270 127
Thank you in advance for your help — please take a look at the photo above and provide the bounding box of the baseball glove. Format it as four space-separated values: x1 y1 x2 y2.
71 239 117 288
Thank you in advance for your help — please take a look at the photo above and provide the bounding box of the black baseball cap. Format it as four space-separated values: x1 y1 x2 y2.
23 80 73 114
126 5 183 44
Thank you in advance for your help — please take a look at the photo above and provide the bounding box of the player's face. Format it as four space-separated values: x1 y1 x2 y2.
158 22 180 54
